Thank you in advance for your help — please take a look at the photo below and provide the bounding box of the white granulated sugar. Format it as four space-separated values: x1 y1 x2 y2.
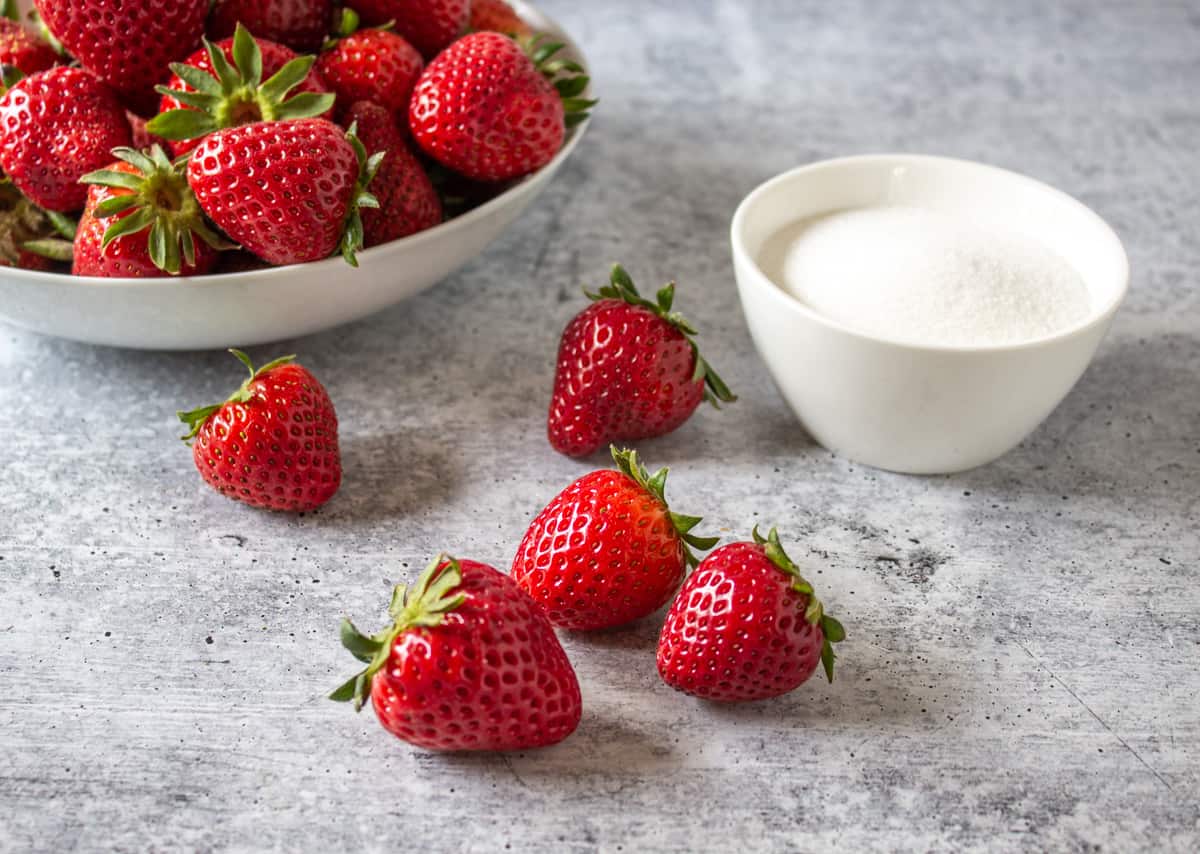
761 206 1092 347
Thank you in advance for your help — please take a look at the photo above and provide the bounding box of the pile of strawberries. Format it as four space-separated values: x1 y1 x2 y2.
178 265 846 752
0 0 591 276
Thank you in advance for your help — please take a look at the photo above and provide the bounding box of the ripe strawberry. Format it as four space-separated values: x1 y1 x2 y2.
0 67 132 211
511 447 719 631
186 117 382 266
0 179 74 271
342 100 441 245
410 32 593 182
345 0 469 59
331 553 582 751
147 24 334 157
0 1 58 75
74 147 227 278
33 0 207 99
657 527 847 702
318 9 423 120
178 350 341 512
208 0 335 53
548 265 735 458
469 0 531 37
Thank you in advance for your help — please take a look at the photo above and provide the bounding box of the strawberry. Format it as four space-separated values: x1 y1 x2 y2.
317 9 423 120
410 32 593 182
178 350 341 512
127 112 167 153
331 553 582 751
342 100 441 245
0 66 132 212
344 0 469 59
548 265 735 458
208 0 335 53
0 1 58 76
147 24 334 157
74 147 227 277
33 0 207 100
0 179 74 271
186 117 382 266
511 447 719 631
469 0 531 37
657 527 847 702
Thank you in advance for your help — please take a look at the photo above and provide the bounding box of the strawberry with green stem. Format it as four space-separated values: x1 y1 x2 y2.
0 178 74 270
657 526 847 702
318 8 424 120
147 23 334 156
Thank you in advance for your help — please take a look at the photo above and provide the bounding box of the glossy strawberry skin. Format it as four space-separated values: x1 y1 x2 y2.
187 118 358 266
549 300 706 458
512 470 687 631
191 362 341 512
0 19 59 75
34 0 207 98
371 560 582 751
0 67 132 212
160 37 333 157
469 0 531 36
208 0 335 53
342 100 441 245
73 161 217 279
657 542 826 702
319 29 423 119
346 0 469 59
410 32 564 182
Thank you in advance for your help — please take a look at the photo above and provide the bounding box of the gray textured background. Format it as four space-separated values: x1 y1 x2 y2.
2 1 1198 851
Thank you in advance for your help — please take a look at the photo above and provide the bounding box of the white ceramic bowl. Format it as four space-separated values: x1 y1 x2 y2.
731 154 1129 475
0 1 589 350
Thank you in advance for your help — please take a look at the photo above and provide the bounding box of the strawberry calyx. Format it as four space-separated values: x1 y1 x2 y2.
586 264 737 408
751 525 846 682
0 179 75 264
610 445 720 568
147 23 334 141
176 349 296 441
339 121 385 266
329 553 468 711
519 33 595 129
80 145 233 274
321 7 394 49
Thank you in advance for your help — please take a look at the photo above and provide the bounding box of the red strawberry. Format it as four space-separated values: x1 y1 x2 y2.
0 3 58 75
548 265 735 458
126 112 167 153
74 147 226 278
469 0 531 37
147 24 334 157
208 0 335 53
511 447 719 631
0 67 132 211
331 553 582 751
342 100 441 245
410 32 593 182
318 9 423 120
344 0 469 59
657 527 846 702
178 350 341 512
33 0 206 99
187 117 381 266
0 179 73 270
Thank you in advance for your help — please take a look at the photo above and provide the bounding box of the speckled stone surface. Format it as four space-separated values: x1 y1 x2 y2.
2 1 1198 851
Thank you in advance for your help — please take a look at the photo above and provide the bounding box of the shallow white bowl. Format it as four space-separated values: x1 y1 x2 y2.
0 2 589 350
731 154 1129 475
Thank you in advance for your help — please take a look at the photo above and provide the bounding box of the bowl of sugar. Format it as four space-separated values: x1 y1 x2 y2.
731 154 1128 474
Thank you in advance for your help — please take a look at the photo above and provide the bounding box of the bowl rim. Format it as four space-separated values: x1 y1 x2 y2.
730 153 1130 354
2 0 591 291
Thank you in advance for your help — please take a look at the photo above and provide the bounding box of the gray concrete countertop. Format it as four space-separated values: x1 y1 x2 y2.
2 1 1197 851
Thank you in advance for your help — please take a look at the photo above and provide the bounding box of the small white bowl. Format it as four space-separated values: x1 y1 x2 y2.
731 154 1129 474
0 1 588 351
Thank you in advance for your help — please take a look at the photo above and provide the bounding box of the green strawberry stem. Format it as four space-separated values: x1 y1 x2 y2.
340 122 384 267
610 446 719 568
147 23 335 140
519 33 595 128
587 265 736 407
176 349 296 441
751 526 846 682
329 553 467 711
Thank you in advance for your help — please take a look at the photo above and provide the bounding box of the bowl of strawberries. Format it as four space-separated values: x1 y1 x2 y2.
0 0 593 349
